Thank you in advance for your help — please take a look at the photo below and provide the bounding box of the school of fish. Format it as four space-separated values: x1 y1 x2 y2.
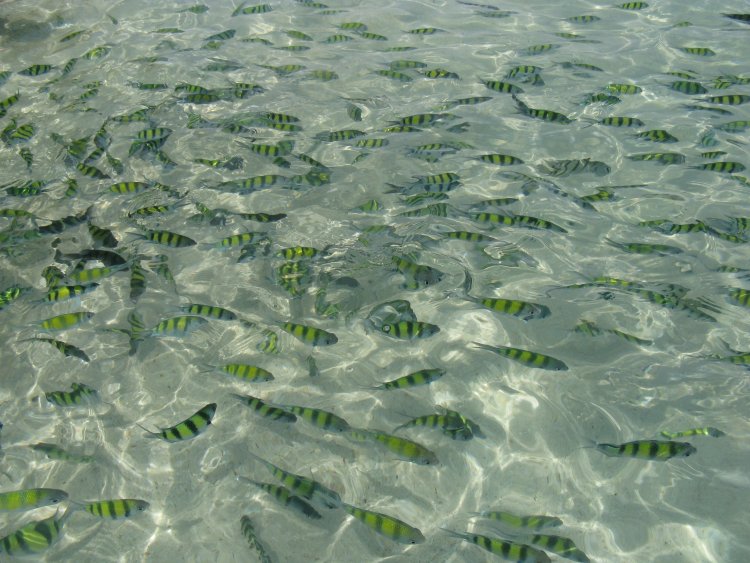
0 1 748 561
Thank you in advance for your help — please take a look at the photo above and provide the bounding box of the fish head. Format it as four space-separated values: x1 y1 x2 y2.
679 443 698 457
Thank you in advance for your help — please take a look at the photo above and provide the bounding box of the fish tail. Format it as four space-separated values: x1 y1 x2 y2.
440 528 469 541
136 423 159 439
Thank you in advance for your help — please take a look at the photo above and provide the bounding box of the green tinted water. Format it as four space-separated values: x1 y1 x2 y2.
1 1 749 562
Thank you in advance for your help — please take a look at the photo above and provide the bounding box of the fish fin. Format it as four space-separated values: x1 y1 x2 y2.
136 423 160 439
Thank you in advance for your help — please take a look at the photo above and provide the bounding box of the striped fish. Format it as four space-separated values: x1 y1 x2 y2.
342 502 424 544
139 403 216 442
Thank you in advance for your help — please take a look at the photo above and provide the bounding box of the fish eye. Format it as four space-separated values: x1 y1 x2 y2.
381 325 391 332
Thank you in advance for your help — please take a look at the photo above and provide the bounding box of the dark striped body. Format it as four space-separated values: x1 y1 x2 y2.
28 338 89 362
276 405 350 432
596 439 696 460
527 534 590 562
476 296 551 321
142 229 197 247
660 427 725 438
380 321 440 339
443 529 551 562
219 364 274 382
240 478 321 519
45 383 98 407
0 512 65 555
152 315 208 337
472 342 568 371
473 510 563 530
377 368 445 389
231 393 296 422
147 403 216 442
342 503 425 544
39 312 95 331
181 303 237 320
240 516 272 563
280 322 338 345
249 453 341 508
82 499 149 519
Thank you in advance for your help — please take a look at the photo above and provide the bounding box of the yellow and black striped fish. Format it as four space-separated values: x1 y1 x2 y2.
472 342 568 371
442 529 550 562
0 489 68 512
595 439 696 460
139 403 216 442
77 499 149 519
342 502 425 544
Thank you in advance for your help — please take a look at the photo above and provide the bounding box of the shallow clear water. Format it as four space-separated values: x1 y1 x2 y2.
0 0 749 561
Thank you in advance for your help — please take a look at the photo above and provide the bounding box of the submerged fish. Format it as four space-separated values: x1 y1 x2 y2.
442 529 551 562
471 510 563 531
346 428 438 465
139 403 217 442
341 502 425 544
660 427 725 439
472 342 568 371
76 499 150 519
247 452 341 508
238 477 321 519
0 508 72 556
595 439 696 460
0 489 68 512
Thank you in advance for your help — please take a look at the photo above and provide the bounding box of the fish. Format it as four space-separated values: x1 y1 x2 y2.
605 240 682 255
391 256 444 287
42 283 99 303
660 427 725 439
22 337 90 362
376 68 415 81
0 489 69 512
231 393 296 422
180 303 238 320
380 321 440 339
595 439 696 460
139 403 217 442
238 477 321 519
512 95 572 123
280 321 338 346
442 529 551 562
248 452 341 508
30 443 94 463
240 516 272 563
44 382 99 407
471 510 563 531
212 364 274 383
472 342 568 371
271 404 350 432
635 129 679 143
573 320 652 345
728 287 750 309
627 152 685 165
138 229 197 248
0 508 72 556
669 81 707 94
371 368 445 390
473 212 567 233
394 409 483 440
346 428 438 465
341 502 425 544
468 291 551 321
523 534 590 562
67 264 129 285
537 158 610 176
18 64 54 76
477 153 524 165
151 315 208 337
76 499 150 519
277 246 323 260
